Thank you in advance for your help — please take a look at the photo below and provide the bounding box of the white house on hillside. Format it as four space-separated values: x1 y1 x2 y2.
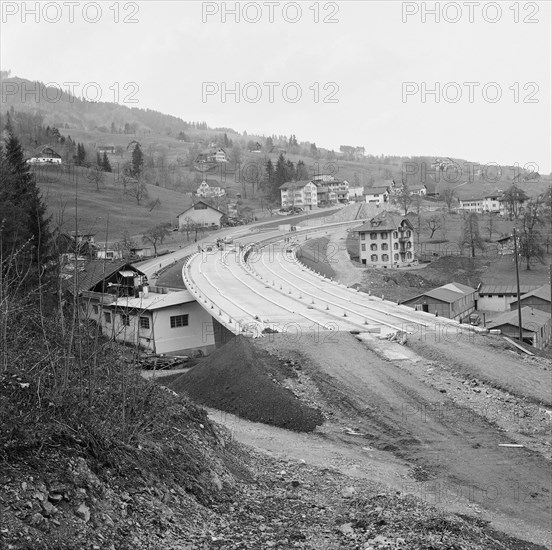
364 186 390 205
280 181 318 210
196 179 226 198
178 201 225 229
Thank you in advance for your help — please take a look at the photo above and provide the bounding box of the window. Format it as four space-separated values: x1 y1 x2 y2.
170 314 189 328
121 314 130 326
360 233 365 240
380 232 387 239
92 305 98 315
394 253 399 261
406 252 412 259
361 244 366 251
370 244 377 251
406 242 412 249
370 232 377 240
140 317 150 329
371 254 378 262
382 254 389 262
104 312 111 324
381 243 388 251
394 242 398 250
393 231 398 239
406 230 411 237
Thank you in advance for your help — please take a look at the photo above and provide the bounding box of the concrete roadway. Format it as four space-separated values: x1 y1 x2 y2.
185 226 480 341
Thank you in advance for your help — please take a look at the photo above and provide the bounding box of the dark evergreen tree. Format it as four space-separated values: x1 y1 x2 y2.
96 152 102 167
102 152 112 173
1 127 51 273
131 143 144 178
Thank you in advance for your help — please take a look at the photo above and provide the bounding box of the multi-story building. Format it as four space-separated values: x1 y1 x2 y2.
280 181 318 210
354 212 415 267
364 186 390 205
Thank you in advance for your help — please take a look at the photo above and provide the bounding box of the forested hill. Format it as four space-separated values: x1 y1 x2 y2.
0 73 211 136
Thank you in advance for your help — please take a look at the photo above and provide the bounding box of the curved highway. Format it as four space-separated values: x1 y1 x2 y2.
184 222 480 340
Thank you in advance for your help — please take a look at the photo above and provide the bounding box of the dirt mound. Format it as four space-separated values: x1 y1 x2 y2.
169 336 324 432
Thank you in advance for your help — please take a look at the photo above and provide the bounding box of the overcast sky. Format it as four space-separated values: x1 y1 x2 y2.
2 1 551 172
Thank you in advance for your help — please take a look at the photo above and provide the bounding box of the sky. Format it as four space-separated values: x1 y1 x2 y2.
1 1 551 172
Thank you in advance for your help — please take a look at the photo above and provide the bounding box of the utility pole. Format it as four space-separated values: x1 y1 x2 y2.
512 227 523 343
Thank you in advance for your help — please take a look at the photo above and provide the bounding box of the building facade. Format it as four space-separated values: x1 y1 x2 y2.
280 181 318 210
178 201 225 229
354 212 415 267
401 282 477 321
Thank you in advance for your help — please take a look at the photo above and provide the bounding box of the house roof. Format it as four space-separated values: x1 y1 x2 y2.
479 284 539 296
354 211 413 232
402 281 476 305
177 200 225 217
279 180 312 190
108 290 196 311
65 261 144 294
409 184 427 191
488 307 550 331
364 186 389 195
512 284 551 304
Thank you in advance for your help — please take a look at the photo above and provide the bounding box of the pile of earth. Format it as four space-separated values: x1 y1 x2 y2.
169 336 324 432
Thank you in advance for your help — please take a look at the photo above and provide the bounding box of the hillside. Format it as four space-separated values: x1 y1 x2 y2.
34 164 192 242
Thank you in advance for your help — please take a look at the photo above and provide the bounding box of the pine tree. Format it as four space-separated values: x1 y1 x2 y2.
102 151 112 173
1 127 51 272
131 143 143 178
96 152 102 167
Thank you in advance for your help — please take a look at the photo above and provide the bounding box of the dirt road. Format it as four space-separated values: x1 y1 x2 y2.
253 332 552 548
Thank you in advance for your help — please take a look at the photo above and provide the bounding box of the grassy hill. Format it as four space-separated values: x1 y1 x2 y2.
35 164 192 242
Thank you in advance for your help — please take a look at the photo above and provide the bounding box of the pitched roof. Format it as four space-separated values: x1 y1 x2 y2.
488 307 550 331
177 200 225 217
409 183 427 191
402 281 476 305
479 284 539 296
512 284 551 304
354 211 413 232
65 261 144 294
364 186 389 195
279 180 312 190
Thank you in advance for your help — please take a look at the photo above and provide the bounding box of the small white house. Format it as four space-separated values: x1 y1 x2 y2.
196 179 226 198
364 186 390 205
178 201 225 229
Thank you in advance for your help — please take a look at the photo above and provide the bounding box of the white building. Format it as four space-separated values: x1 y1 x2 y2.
348 186 365 199
178 201 225 229
103 289 215 356
354 212 415 267
280 181 318 210
196 179 226 198
364 186 390 205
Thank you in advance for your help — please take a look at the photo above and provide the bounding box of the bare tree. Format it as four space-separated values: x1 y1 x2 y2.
142 223 171 256
439 213 448 241
518 201 545 270
86 165 105 191
391 185 412 216
459 213 485 258
501 185 529 220
485 211 496 241
425 214 441 239
125 178 149 204
441 188 455 212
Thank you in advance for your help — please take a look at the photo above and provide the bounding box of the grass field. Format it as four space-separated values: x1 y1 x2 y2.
35 164 193 243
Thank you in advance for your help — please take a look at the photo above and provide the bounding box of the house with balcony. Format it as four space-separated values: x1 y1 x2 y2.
354 211 415 267
280 180 318 210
